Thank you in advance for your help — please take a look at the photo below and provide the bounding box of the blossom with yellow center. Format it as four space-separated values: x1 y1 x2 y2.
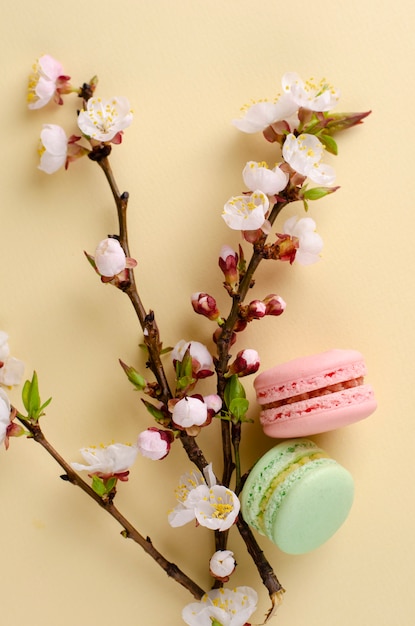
222 190 269 231
282 71 340 112
168 464 240 531
27 55 72 110
77 96 133 142
242 160 288 196
182 586 258 626
282 133 336 185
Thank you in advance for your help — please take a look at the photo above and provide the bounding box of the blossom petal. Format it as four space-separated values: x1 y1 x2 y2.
243 161 288 195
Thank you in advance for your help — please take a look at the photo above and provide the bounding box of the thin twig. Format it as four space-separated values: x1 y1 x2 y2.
18 415 206 600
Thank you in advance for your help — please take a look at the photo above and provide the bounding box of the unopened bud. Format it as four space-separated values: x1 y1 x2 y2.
263 294 286 316
209 550 236 581
119 360 146 390
247 300 267 319
191 292 222 322
219 245 238 287
95 238 126 277
228 349 260 377
136 427 173 460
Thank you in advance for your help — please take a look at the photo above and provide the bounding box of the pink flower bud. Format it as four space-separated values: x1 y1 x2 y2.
136 427 173 460
228 349 260 377
203 394 222 415
247 300 267 319
263 294 286 316
95 238 126 277
191 292 221 321
218 245 238 286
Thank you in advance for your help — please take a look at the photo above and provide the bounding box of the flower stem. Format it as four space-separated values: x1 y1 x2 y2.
18 415 206 600
95 156 210 474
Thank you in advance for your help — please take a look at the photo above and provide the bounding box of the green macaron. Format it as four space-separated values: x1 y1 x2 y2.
241 438 354 554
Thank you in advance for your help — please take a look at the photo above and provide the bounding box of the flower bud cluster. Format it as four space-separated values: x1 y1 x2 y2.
241 294 286 322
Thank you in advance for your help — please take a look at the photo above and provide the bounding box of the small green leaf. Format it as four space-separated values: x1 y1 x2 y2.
22 380 31 413
302 186 340 201
229 397 249 420
39 397 53 413
105 476 117 493
318 133 338 155
30 372 40 414
160 346 173 356
142 399 167 424
224 375 246 410
91 475 107 497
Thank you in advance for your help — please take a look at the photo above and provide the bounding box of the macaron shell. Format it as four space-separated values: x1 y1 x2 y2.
241 439 355 555
261 384 377 438
267 459 354 554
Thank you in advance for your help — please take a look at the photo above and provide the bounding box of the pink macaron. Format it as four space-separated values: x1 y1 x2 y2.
254 349 377 438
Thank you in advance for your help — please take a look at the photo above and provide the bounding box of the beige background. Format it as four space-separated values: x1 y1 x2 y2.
0 1 413 624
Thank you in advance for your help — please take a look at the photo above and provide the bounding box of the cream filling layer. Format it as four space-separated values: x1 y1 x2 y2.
257 451 329 533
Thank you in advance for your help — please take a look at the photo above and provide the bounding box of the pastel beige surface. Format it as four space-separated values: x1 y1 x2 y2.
0 1 413 625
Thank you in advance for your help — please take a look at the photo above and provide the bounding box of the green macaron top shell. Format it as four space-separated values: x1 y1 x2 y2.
241 439 354 554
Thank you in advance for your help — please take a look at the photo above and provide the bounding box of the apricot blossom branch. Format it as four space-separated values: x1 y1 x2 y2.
15 411 206 600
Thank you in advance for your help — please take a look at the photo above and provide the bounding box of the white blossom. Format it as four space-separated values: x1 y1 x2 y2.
242 161 288 196
182 586 258 626
71 443 138 476
38 124 68 174
94 238 126 277
27 55 69 109
283 216 323 265
77 97 133 142
282 72 340 112
232 93 298 133
209 550 236 579
282 133 335 185
222 191 269 231
168 464 240 532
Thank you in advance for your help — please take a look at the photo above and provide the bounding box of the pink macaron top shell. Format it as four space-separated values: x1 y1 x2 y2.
254 349 377 438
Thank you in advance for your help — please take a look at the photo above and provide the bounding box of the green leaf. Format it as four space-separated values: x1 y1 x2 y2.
28 372 41 419
105 476 117 493
21 372 52 421
22 380 31 413
39 397 53 413
302 186 339 201
91 475 107 497
229 397 249 420
142 399 167 424
224 375 246 410
318 133 338 155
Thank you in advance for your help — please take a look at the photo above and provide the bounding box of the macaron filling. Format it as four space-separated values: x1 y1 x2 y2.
261 376 364 411
255 451 329 534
